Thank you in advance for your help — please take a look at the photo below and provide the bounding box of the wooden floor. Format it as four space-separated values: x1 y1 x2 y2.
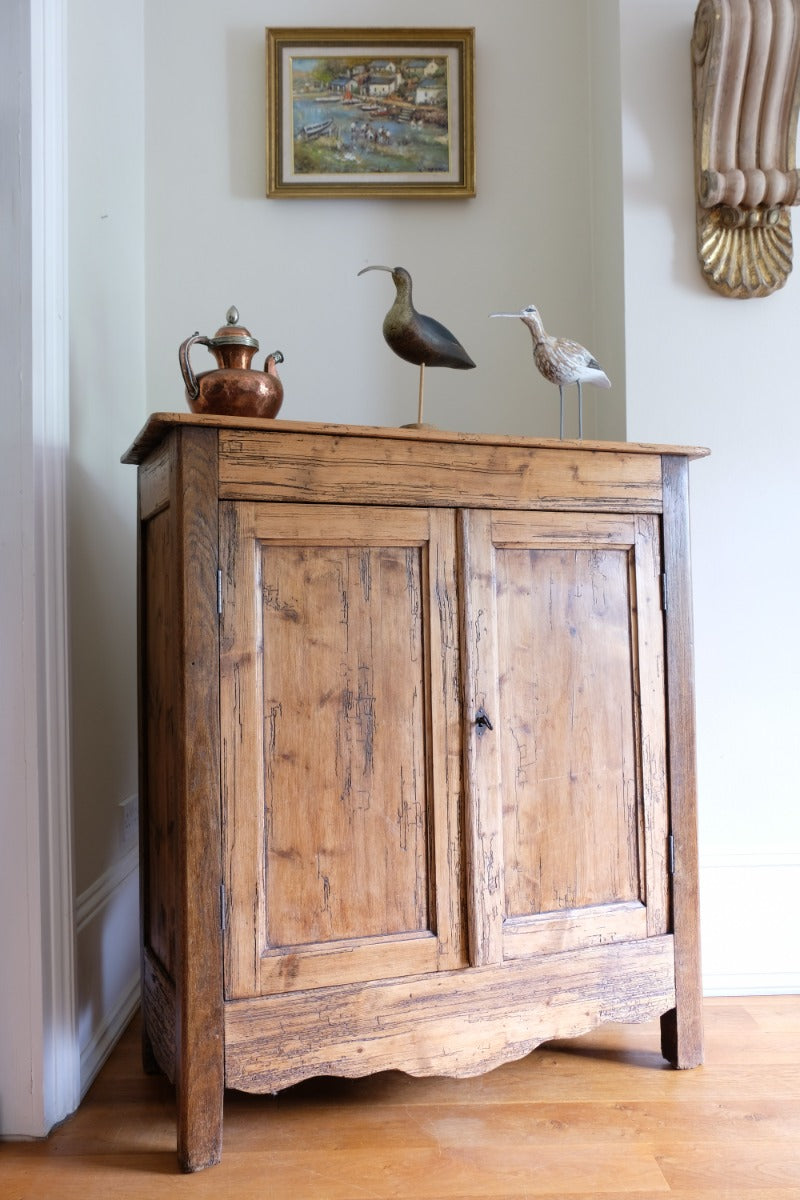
2 997 799 1198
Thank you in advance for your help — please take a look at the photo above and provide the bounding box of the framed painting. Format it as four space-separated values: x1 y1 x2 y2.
266 27 475 198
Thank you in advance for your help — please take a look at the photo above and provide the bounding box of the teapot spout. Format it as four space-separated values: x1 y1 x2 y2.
264 349 284 377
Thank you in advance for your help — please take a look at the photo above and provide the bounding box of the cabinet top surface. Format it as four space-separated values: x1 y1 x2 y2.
121 411 710 466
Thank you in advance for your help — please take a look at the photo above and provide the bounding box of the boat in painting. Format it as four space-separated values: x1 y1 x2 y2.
298 118 333 141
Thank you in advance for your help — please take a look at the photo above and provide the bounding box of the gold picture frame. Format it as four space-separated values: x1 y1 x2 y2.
266 27 475 198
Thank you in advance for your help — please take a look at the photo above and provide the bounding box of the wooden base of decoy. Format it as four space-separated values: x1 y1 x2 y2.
401 422 439 430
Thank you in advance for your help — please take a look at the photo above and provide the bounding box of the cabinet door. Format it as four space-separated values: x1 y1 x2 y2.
219 502 464 999
462 511 669 966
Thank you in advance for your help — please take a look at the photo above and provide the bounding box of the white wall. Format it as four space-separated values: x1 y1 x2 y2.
619 0 800 993
144 0 624 440
68 0 145 1090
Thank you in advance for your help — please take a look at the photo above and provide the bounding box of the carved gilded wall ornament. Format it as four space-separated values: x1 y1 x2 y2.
692 0 800 297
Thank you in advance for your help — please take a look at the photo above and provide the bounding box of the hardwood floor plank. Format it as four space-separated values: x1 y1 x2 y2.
0 1146 670 1199
656 1142 800 1191
744 995 800 1033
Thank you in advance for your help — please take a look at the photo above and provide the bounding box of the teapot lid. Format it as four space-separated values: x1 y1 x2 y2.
208 305 259 350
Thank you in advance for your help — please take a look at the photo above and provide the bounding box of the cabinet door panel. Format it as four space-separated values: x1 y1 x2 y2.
263 541 429 947
220 503 464 999
497 542 641 915
462 511 668 965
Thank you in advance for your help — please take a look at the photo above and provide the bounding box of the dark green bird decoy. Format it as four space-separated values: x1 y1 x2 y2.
358 264 475 426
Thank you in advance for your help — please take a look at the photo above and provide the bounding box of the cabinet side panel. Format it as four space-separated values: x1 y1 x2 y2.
141 506 178 979
173 428 224 1171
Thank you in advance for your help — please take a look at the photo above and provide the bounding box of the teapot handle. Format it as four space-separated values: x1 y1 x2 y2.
179 332 211 401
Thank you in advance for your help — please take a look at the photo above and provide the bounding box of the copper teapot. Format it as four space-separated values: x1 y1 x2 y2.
179 306 284 418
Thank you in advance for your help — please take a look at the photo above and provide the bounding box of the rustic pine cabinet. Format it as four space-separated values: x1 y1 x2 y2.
123 415 707 1172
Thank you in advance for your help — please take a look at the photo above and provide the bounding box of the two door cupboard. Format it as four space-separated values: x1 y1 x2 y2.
123 415 707 1171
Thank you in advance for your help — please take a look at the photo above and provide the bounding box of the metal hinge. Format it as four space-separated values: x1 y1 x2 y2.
217 568 223 616
220 882 227 931
668 834 675 875
660 572 668 612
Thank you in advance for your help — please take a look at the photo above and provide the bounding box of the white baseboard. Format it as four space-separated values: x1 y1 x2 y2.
700 847 800 997
703 973 800 997
75 845 141 1095
79 969 141 1094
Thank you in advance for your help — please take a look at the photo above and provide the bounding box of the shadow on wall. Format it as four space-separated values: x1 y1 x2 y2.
67 457 141 1095
226 27 269 199
620 15 698 294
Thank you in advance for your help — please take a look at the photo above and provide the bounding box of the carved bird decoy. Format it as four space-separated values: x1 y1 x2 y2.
490 304 610 439
359 265 475 426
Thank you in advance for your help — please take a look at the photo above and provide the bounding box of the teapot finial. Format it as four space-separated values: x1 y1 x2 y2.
226 305 240 326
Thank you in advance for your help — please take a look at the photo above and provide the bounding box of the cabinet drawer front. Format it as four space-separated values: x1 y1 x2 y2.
462 511 669 965
220 503 464 998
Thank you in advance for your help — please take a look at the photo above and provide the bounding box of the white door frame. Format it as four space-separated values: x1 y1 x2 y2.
0 0 78 1136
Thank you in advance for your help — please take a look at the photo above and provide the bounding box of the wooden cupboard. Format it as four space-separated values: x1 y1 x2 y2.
123 414 708 1172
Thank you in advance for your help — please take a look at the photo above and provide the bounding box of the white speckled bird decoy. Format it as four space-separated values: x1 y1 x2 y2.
491 304 610 438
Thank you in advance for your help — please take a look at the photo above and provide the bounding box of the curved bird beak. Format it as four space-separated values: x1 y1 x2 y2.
358 265 392 275
489 312 521 318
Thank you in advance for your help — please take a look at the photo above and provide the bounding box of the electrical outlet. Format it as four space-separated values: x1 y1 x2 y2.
119 794 139 850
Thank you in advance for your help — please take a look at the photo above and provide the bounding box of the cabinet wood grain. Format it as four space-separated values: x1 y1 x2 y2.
126 414 707 1170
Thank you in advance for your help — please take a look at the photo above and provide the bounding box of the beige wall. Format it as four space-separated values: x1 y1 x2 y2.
69 0 144 896
143 0 623 440
619 0 800 992
68 0 145 1087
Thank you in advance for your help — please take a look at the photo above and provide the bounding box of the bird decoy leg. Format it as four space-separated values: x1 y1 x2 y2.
418 362 425 426
578 381 583 440
559 385 565 440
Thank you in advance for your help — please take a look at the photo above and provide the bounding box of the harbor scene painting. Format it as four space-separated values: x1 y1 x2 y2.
267 30 475 197
291 55 452 177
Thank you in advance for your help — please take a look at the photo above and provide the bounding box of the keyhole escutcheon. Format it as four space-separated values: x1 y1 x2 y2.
474 707 494 736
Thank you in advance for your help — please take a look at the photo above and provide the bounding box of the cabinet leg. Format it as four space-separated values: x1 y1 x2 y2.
176 1035 224 1172
661 1006 703 1069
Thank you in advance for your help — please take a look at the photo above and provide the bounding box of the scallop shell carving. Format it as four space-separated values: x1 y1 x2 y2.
697 207 794 298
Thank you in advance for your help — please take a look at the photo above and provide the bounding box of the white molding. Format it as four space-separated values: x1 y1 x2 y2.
0 0 77 1136
75 853 141 1095
704 973 800 997
700 849 800 997
31 0 79 1128
80 970 141 1096
75 846 139 933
